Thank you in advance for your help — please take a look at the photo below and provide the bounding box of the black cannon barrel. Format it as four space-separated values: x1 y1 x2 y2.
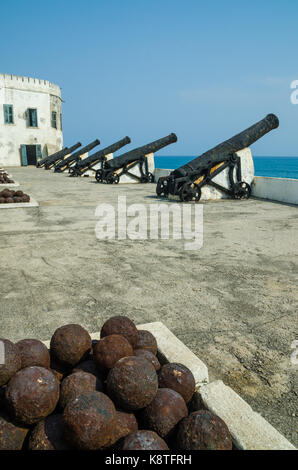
54 139 100 171
173 114 279 178
37 147 68 167
105 133 177 170
44 142 82 169
75 136 131 170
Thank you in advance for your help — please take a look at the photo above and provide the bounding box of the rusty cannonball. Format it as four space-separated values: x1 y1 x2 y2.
94 334 133 370
72 359 103 379
22 194 30 203
177 410 232 450
0 411 29 450
59 371 103 409
28 414 70 450
104 410 138 448
50 324 92 367
139 388 188 439
16 339 50 369
15 190 24 197
134 349 161 371
0 197 5 204
101 316 139 348
158 363 195 404
62 391 116 450
122 430 169 450
5 366 60 426
0 339 21 386
6 197 14 203
107 356 158 411
1 189 12 198
13 197 22 203
135 330 158 355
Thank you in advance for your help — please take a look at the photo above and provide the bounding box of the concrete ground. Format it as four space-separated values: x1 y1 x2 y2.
0 166 297 447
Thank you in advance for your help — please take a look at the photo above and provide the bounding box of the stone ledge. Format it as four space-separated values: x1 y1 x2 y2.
197 380 296 450
0 197 39 209
0 182 20 187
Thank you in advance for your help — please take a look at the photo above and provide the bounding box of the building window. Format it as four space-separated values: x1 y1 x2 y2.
60 113 62 131
26 108 38 127
51 111 57 129
3 104 14 124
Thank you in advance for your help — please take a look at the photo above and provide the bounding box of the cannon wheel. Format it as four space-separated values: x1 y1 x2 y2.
179 183 201 202
95 169 103 182
234 181 251 199
156 178 169 197
113 174 120 184
106 172 115 184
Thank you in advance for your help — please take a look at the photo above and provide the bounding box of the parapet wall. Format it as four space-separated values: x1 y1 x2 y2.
251 176 298 205
0 73 61 98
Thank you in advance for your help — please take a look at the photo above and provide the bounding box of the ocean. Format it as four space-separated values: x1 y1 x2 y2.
154 156 298 180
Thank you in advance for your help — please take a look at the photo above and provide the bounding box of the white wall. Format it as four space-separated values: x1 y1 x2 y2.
252 176 298 205
0 74 63 166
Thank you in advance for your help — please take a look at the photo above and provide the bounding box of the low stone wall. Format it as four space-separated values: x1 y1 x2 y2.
252 176 298 205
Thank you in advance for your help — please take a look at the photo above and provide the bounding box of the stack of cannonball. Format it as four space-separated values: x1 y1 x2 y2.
0 316 233 450
0 189 30 204
0 170 14 184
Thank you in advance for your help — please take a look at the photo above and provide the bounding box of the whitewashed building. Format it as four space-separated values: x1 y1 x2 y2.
0 74 63 166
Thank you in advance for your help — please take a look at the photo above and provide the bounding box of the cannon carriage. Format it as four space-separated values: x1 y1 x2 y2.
156 114 279 202
39 142 82 170
54 139 100 173
95 133 177 184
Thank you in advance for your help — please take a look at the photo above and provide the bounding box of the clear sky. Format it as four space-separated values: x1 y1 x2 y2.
1 0 297 156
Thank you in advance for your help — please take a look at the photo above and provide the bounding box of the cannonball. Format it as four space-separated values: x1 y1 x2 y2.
104 410 138 448
28 414 70 450
135 330 158 355
5 366 59 425
0 197 5 204
62 391 116 450
6 198 14 204
16 339 50 369
106 356 158 411
177 410 232 450
93 334 133 370
139 388 188 439
22 195 30 203
1 189 12 198
13 197 22 203
72 359 103 379
15 191 24 197
134 349 160 371
59 371 103 409
122 430 169 450
0 339 21 386
158 363 195 403
101 316 139 348
50 324 92 367
0 412 29 450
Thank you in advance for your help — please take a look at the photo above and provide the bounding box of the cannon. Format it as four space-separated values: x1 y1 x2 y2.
54 139 100 173
96 133 177 184
69 137 131 177
36 147 68 168
43 143 82 170
156 114 279 202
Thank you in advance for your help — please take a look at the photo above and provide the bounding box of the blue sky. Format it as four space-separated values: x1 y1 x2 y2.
1 0 297 155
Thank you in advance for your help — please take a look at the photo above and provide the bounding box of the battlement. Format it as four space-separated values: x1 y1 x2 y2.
0 73 61 98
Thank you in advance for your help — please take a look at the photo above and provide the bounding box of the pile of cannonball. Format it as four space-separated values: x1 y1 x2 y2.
0 316 233 450
0 189 30 204
0 170 14 184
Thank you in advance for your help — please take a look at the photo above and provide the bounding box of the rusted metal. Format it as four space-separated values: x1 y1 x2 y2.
139 388 188 439
133 349 161 371
94 334 133 370
122 430 169 450
104 410 138 449
28 414 70 450
100 316 139 348
107 356 158 411
0 411 29 450
5 366 60 426
59 370 103 409
50 324 92 367
135 330 158 355
158 362 195 404
177 410 233 450
0 339 21 386
72 359 103 379
62 391 116 450
0 189 30 204
16 339 50 369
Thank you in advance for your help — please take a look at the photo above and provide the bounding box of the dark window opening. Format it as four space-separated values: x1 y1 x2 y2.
3 104 14 124
27 108 38 127
51 111 57 129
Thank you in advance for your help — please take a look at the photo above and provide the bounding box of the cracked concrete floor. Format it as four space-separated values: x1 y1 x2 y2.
0 166 297 446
